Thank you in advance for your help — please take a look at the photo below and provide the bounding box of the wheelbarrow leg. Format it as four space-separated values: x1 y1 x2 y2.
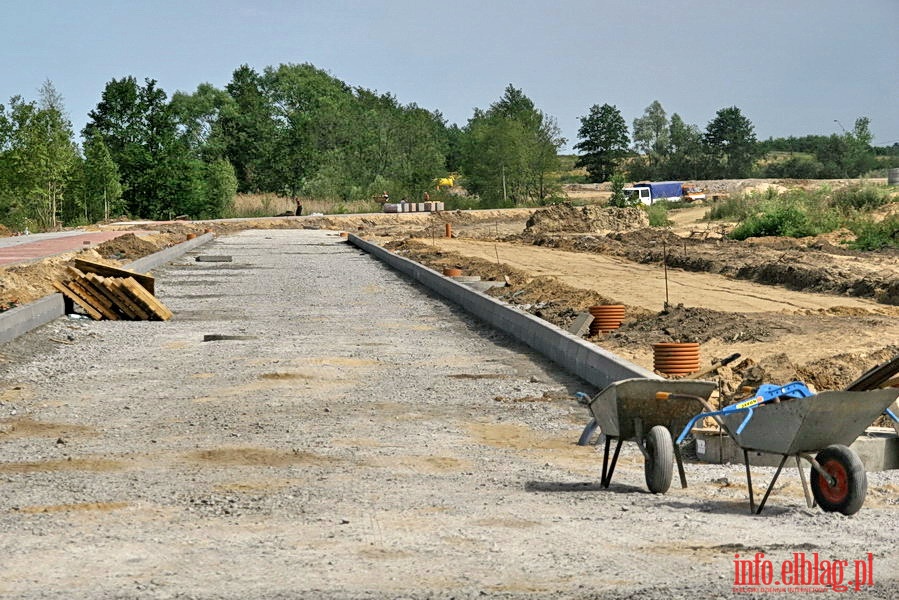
796 455 815 509
673 444 688 489
601 437 623 488
743 449 755 514
756 454 789 515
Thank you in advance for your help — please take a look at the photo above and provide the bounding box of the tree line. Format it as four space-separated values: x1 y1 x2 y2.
1 63 893 232
0 64 565 231
574 100 888 184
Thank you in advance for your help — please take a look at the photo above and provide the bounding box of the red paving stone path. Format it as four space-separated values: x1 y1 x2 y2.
0 231 157 267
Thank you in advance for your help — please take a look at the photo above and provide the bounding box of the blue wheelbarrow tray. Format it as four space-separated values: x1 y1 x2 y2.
718 388 899 455
699 387 899 515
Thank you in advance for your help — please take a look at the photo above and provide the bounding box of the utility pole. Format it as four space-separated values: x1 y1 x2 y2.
502 164 507 205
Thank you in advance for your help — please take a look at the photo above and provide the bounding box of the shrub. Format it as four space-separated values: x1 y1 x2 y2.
830 185 893 213
705 193 760 221
607 173 634 208
646 203 672 227
731 203 814 239
848 216 899 250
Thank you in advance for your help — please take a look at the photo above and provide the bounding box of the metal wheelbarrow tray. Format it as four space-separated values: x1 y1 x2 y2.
678 388 899 515
580 378 718 494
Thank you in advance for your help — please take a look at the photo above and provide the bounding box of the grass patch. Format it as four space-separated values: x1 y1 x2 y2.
226 194 382 217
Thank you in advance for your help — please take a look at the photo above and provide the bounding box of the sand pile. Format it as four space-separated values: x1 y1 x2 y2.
523 204 648 236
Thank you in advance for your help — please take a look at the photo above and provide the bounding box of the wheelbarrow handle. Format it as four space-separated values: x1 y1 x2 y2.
886 407 898 423
676 406 755 445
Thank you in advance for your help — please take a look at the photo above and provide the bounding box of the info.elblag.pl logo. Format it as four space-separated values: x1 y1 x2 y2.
733 552 875 593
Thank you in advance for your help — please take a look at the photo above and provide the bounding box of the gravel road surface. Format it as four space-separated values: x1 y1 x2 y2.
1 229 896 599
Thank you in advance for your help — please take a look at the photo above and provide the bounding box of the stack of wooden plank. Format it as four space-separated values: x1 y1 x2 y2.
52 259 172 321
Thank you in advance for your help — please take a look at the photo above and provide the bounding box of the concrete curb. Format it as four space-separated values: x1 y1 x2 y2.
347 234 659 391
0 233 215 344
126 233 214 273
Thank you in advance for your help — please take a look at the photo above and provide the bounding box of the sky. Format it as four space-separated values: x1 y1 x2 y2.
2 0 897 151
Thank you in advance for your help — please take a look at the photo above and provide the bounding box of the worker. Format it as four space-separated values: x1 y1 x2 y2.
423 191 430 203
294 197 303 217
382 191 390 203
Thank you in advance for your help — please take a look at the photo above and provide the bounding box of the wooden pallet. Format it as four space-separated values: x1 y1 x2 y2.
55 264 171 321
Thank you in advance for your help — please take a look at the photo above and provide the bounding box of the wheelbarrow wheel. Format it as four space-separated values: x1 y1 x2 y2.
644 425 674 494
810 445 867 515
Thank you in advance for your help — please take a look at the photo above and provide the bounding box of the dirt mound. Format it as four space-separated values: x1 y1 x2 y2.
607 304 779 345
94 234 166 260
523 204 647 236
0 224 13 237
0 249 118 305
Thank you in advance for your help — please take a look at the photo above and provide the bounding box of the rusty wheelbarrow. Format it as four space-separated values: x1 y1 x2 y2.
676 387 899 515
577 378 718 494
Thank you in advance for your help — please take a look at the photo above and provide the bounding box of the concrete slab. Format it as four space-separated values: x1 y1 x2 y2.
567 312 593 337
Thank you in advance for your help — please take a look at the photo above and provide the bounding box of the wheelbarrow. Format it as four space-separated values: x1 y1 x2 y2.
676 386 899 515
576 378 718 494
576 353 740 447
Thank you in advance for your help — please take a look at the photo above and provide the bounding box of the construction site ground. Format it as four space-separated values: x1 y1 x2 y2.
0 179 898 597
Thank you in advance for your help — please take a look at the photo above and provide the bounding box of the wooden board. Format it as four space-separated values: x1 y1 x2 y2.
97 276 150 320
52 281 103 320
67 278 119 320
121 277 172 321
82 273 137 320
72 258 155 295
67 268 123 318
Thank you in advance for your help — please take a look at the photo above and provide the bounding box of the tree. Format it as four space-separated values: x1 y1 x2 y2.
632 100 669 178
704 106 759 178
460 85 565 206
665 113 707 179
573 103 629 183
81 132 123 221
85 77 204 219
0 82 79 230
844 117 876 177
219 65 279 193
170 82 235 161
202 159 237 218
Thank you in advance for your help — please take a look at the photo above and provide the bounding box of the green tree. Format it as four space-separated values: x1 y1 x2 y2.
573 103 629 183
632 100 669 178
201 159 237 218
81 132 123 221
170 82 235 161
665 113 707 179
0 82 79 230
264 63 355 196
461 85 565 206
607 172 633 207
704 106 759 178
85 77 204 219
844 117 877 177
219 65 279 193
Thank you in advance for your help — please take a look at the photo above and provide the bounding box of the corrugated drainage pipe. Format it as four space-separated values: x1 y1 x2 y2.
653 342 701 376
588 304 626 335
